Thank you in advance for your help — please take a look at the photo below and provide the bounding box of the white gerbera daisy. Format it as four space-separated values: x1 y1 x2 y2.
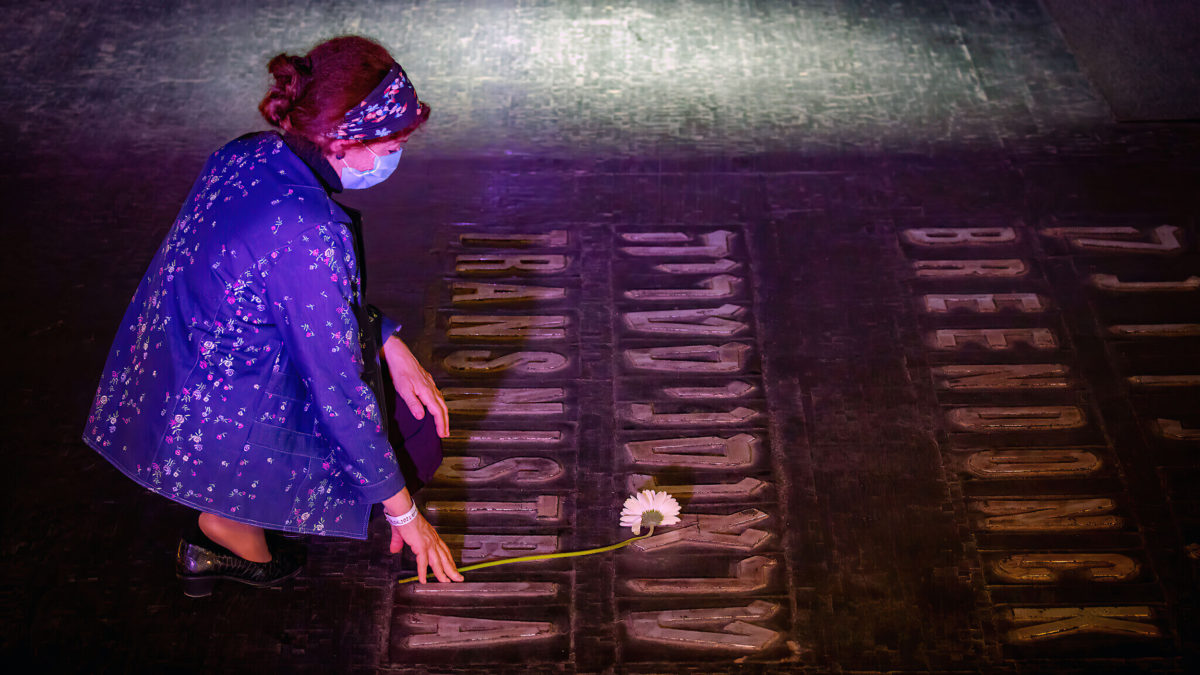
619 489 682 535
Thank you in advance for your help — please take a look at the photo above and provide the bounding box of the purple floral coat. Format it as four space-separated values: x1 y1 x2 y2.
83 132 405 538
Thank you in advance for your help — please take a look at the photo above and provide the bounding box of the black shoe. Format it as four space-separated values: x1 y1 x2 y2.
175 526 305 598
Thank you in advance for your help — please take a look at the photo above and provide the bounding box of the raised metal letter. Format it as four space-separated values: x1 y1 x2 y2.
460 230 568 248
1004 606 1160 642
1090 273 1200 292
912 259 1027 278
654 259 741 274
929 328 1057 350
402 613 558 648
948 406 1086 431
992 553 1139 583
1127 375 1200 387
434 457 564 484
447 315 567 340
628 475 769 501
1108 323 1200 337
624 275 742 301
626 556 778 595
443 350 568 374
623 305 748 337
963 449 1102 478
626 601 781 652
663 381 756 399
624 343 752 373
442 534 559 564
1152 418 1200 441
1040 225 1182 253
455 254 568 275
452 282 566 304
445 429 563 446
444 388 565 416
625 434 758 468
932 364 1069 390
972 498 1121 531
621 230 735 257
402 581 558 599
903 228 1017 246
632 509 773 552
922 293 1045 313
424 495 561 521
625 403 759 426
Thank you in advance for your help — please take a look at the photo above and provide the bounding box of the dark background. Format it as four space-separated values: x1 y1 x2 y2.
2 1 1198 672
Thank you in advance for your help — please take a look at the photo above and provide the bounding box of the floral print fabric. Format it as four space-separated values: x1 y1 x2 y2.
83 132 404 539
328 63 422 140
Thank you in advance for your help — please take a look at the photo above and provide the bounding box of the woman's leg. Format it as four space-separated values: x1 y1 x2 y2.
198 511 271 562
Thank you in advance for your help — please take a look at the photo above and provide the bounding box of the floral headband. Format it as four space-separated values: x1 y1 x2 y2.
328 63 422 140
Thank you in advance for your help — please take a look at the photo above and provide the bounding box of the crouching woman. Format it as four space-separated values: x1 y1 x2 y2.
83 35 463 596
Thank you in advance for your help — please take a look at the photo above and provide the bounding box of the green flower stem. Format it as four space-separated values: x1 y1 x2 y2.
398 526 656 585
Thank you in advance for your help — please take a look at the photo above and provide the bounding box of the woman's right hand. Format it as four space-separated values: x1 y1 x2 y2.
390 513 464 583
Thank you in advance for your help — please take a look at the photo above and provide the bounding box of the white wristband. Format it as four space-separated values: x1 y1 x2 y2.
385 503 420 528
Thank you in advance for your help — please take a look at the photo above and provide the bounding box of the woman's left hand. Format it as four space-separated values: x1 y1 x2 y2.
381 335 450 438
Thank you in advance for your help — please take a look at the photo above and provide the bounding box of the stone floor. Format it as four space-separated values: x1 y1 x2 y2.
2 1 1198 673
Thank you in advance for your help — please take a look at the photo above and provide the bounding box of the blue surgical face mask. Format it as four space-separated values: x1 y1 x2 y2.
340 145 401 190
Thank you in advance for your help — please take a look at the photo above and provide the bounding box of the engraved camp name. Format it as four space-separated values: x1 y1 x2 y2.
1073 216 1200 627
410 228 578 660
902 220 1163 650
612 226 785 659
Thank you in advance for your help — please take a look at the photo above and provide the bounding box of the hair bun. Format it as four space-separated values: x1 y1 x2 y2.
259 52 314 126
258 37 404 144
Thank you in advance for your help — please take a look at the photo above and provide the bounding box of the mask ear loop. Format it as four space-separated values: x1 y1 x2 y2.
360 140 380 157
334 141 374 164
341 141 384 174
